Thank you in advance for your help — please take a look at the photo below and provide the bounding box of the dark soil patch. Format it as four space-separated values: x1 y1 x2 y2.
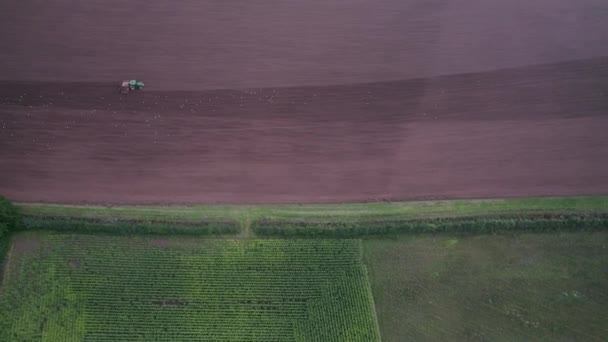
150 239 171 248
12 238 41 256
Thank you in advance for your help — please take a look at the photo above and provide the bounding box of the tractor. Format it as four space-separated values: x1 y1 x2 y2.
119 80 145 94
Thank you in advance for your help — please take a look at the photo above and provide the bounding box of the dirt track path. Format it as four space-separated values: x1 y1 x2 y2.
1 0 607 204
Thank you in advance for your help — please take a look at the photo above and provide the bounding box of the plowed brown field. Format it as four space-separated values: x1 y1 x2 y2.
1 0 607 204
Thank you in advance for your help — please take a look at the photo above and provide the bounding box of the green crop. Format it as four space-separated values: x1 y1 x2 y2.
0 233 380 341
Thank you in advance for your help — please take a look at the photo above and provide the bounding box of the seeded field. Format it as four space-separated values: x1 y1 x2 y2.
364 232 608 341
0 233 379 341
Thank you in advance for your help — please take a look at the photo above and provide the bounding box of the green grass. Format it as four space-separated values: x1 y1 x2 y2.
17 196 608 236
0 232 379 341
18 196 608 223
363 232 608 341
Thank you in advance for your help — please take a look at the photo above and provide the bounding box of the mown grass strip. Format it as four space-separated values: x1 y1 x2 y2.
252 214 608 237
17 196 608 224
21 216 240 236
15 196 608 238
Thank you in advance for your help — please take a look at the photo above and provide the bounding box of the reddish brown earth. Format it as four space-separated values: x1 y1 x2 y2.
1 58 607 204
1 0 607 204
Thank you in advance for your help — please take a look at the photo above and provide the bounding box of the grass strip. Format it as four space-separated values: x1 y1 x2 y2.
17 196 608 224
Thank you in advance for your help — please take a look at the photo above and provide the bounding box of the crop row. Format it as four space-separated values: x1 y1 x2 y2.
0 236 379 341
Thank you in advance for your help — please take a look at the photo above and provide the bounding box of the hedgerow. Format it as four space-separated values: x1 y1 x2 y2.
0 196 21 276
252 214 608 237
0 196 20 239
21 215 240 235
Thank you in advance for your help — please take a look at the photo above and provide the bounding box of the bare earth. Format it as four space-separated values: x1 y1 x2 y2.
1 0 607 204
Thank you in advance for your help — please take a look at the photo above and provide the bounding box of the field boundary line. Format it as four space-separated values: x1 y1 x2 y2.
0 240 15 295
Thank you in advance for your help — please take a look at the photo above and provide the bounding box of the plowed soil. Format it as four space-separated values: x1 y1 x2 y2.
1 0 607 204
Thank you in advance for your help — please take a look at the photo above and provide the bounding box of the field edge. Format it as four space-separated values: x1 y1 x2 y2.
15 196 608 237
16 195 608 221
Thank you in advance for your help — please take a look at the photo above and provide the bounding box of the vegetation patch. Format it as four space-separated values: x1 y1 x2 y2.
18 196 608 223
0 196 21 285
0 233 380 341
364 232 608 341
252 214 608 237
21 216 240 236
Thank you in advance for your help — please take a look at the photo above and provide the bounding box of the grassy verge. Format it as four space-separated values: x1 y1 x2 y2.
17 196 608 231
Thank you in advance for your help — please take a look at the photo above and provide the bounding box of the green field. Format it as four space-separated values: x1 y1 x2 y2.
364 232 608 341
2 197 608 341
0 232 379 341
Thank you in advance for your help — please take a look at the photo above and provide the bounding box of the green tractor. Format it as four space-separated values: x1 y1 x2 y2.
120 80 145 94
